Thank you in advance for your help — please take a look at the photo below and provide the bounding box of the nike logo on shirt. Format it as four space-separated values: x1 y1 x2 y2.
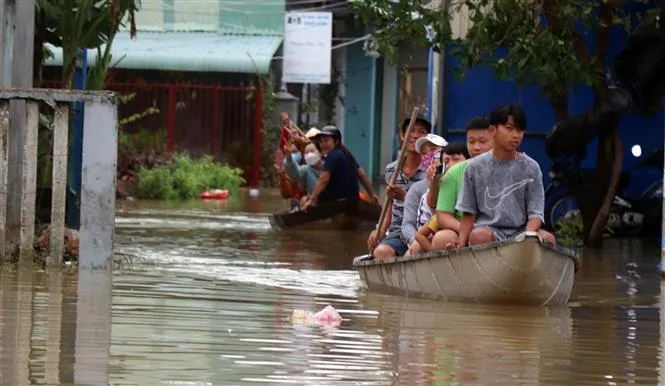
484 178 533 210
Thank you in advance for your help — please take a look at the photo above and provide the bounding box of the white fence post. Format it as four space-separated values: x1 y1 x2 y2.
19 101 38 263
79 99 117 269
0 101 9 261
49 103 69 265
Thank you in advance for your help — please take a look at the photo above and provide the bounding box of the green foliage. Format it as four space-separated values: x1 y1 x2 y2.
117 95 162 153
554 211 584 249
118 128 166 154
116 92 163 170
36 0 141 88
136 154 245 200
554 209 614 249
351 0 657 104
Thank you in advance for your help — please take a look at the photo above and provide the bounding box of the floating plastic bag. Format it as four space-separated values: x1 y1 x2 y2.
291 305 343 328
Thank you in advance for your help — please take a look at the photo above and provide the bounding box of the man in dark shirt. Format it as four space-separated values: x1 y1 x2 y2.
302 126 359 209
306 127 379 204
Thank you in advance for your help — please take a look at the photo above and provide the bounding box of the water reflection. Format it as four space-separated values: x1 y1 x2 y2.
1 269 34 385
357 293 573 385
1 198 665 385
0 269 113 386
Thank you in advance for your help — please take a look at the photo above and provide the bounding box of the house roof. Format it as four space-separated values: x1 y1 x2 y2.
44 31 283 74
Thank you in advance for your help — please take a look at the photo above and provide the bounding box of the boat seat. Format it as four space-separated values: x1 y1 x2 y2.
353 254 373 264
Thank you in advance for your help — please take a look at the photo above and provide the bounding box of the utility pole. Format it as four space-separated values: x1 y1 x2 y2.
0 0 14 87
0 0 34 246
426 0 445 133
66 49 87 229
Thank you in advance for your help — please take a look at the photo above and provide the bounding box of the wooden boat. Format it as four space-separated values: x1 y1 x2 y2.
269 198 382 231
353 233 578 306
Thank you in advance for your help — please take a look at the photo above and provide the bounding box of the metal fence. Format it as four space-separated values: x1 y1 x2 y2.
42 81 263 186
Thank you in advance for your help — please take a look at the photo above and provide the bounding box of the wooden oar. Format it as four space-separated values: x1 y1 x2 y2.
288 119 307 137
371 107 419 253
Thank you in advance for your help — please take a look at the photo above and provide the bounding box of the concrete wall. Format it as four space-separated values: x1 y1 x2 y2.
342 29 379 178
334 46 347 141
342 43 432 180
379 61 398 175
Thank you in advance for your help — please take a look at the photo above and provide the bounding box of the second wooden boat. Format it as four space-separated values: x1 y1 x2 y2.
269 198 381 231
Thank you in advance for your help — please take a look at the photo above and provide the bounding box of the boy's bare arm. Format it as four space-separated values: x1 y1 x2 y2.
456 213 475 247
436 211 461 233
414 226 435 252
525 217 542 232
427 184 439 208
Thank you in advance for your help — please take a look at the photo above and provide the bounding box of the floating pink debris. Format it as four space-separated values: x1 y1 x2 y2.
291 305 343 328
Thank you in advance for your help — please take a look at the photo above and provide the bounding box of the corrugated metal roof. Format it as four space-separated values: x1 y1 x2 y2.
44 32 283 74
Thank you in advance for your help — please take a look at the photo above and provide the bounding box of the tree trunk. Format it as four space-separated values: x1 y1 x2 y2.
550 94 623 248
589 131 622 238
570 125 622 248
551 95 568 122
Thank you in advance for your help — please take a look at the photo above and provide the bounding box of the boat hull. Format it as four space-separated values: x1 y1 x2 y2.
269 199 381 231
353 236 577 306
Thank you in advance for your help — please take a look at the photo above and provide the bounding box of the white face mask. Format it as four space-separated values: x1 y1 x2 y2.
304 152 321 166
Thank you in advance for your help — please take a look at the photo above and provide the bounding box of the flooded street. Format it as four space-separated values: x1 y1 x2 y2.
2 189 665 385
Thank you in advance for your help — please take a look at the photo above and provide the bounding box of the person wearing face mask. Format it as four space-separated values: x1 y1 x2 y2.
400 133 448 255
284 143 326 208
283 128 322 172
277 128 322 208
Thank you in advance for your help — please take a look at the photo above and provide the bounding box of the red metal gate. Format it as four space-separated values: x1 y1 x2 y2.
42 81 263 187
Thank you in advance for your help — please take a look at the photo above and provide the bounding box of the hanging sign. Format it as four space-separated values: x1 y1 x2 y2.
283 12 333 84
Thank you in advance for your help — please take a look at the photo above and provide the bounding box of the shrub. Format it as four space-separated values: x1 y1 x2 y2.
136 153 245 200
554 209 613 251
554 211 584 249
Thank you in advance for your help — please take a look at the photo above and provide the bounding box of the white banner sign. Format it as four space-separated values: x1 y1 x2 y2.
283 11 332 84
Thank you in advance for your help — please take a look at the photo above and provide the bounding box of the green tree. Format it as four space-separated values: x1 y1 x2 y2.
352 0 658 246
34 0 141 89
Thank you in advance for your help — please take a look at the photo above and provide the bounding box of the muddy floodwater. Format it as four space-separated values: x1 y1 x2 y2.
1 189 665 385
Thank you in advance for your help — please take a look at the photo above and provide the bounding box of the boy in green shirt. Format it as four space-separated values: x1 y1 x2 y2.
431 116 493 250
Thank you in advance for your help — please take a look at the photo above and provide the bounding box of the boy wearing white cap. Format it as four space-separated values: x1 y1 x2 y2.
400 134 448 253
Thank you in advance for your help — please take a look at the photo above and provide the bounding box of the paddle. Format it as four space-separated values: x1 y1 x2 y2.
288 119 307 137
371 107 420 254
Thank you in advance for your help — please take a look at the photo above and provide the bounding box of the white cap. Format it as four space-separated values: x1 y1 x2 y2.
415 134 448 153
305 128 321 139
